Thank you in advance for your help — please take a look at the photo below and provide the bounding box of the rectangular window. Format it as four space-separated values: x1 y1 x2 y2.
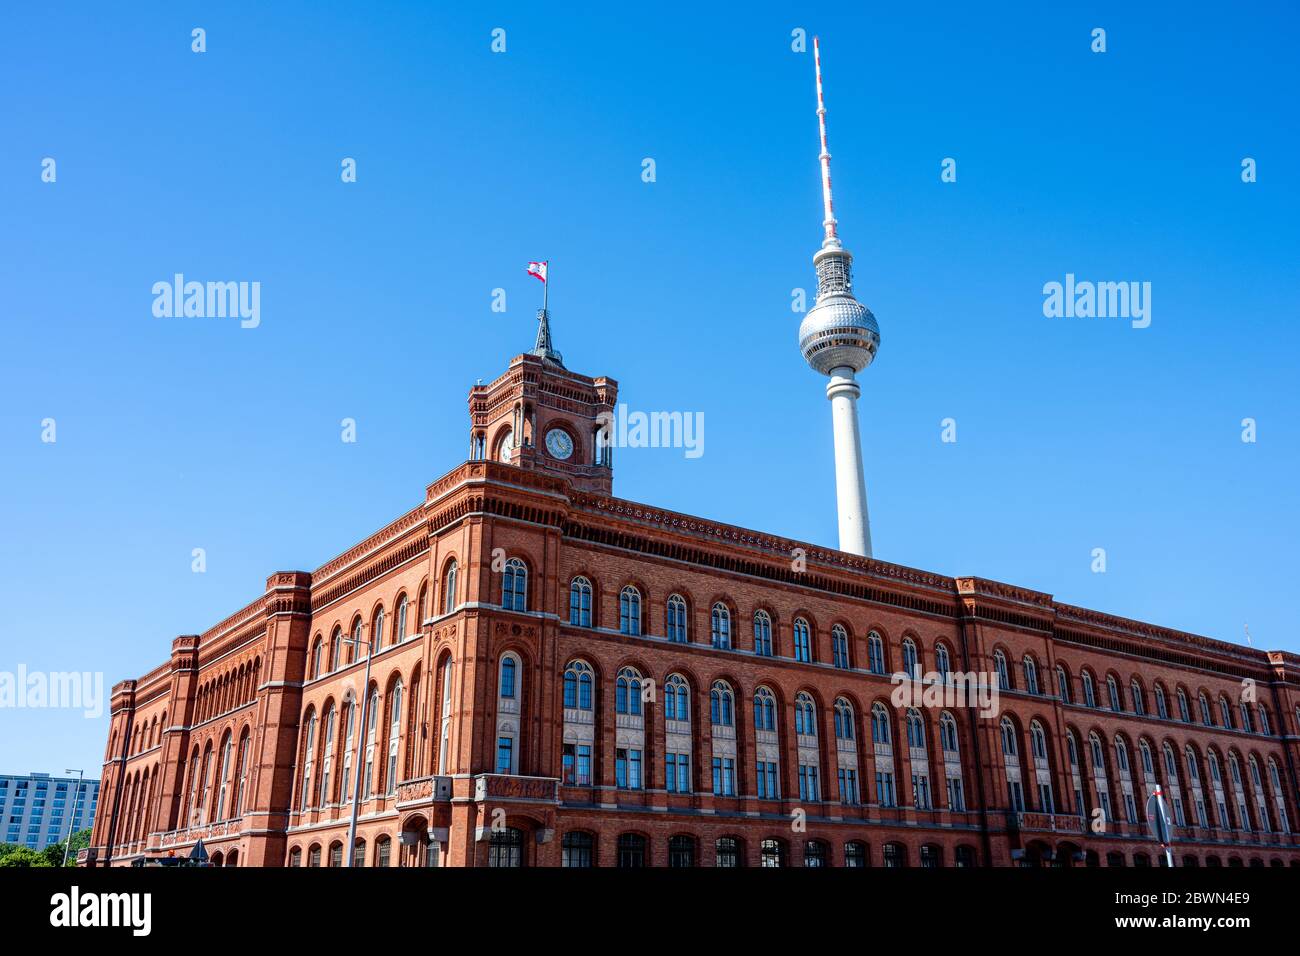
876 771 895 807
756 761 778 799
630 750 642 790
577 745 591 786
616 749 627 789
948 776 965 812
495 737 513 775
562 744 575 785
913 773 931 809
838 768 858 805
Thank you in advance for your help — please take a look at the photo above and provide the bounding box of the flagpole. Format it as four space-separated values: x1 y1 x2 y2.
543 262 548 314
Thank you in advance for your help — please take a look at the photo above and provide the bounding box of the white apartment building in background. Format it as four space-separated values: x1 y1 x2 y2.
1 772 99 851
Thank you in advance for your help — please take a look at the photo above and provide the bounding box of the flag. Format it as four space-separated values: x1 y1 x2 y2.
527 261 548 283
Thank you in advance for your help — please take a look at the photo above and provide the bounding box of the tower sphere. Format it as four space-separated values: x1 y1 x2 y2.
799 250 880 375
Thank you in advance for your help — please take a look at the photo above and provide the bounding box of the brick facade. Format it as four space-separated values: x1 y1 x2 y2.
86 353 1300 868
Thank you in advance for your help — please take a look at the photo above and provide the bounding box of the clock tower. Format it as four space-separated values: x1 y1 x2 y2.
467 306 618 495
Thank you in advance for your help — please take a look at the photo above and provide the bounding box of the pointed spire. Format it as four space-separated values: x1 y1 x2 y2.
531 308 564 366
813 36 840 251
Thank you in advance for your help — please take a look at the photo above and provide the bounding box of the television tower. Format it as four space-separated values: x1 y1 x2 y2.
798 37 880 557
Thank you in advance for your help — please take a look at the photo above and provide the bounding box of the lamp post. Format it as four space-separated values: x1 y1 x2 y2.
344 624 374 867
61 769 85 867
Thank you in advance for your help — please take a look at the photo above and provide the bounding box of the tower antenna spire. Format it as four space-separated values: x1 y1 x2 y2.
813 36 839 249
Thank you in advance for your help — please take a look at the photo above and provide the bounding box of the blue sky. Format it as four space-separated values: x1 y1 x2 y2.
2 2 1297 777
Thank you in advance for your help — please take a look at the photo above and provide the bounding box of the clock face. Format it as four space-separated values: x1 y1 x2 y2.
497 429 514 463
545 428 574 460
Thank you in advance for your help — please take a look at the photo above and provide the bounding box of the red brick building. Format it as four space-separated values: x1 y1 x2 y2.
87 344 1300 868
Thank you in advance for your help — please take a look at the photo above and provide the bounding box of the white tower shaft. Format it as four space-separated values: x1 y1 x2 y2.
827 368 872 556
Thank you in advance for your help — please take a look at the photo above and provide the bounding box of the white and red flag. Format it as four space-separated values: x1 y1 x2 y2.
526 261 548 283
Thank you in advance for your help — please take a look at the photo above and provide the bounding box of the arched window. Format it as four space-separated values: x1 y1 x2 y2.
834 698 855 740
1154 683 1167 719
940 712 959 753
1131 680 1145 716
310 635 324 679
1219 696 1233 729
803 840 827 868
1177 688 1191 722
442 560 458 615
906 708 926 749
1106 676 1122 712
753 611 772 656
617 833 646 868
844 841 868 868
1000 718 1018 757
1030 721 1048 760
299 710 317 810
340 699 357 799
619 586 641 636
372 606 386 650
319 705 336 806
794 693 817 736
711 603 732 649
436 657 455 775
395 594 408 643
715 836 741 868
330 626 343 672
709 681 734 726
1199 694 1213 725
666 594 687 643
500 656 517 699
753 687 777 731
935 643 951 681
568 577 593 627
793 617 811 662
502 557 527 611
871 703 891 744
616 668 643 716
233 729 250 818
386 680 402 793
1239 701 1253 733
665 674 690 722
1139 740 1154 776
993 650 1009 691
215 733 233 822
1114 736 1130 774
1056 665 1071 703
1023 656 1039 695
867 632 885 674
363 689 380 796
902 639 919 680
832 625 850 669
1258 707 1270 736
562 831 594 868
760 839 786 868
563 661 594 711
1082 670 1097 708
350 618 363 664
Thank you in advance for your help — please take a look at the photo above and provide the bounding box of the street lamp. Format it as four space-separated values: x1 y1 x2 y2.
61 769 85 867
344 624 374 867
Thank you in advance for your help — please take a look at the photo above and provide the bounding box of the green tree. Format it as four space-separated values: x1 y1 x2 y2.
0 846 52 867
42 828 92 867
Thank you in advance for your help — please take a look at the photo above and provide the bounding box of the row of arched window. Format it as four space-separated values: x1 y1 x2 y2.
991 649 1275 737
554 657 967 809
567 577 882 668
192 658 260 726
178 725 253 829
995 713 1293 837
